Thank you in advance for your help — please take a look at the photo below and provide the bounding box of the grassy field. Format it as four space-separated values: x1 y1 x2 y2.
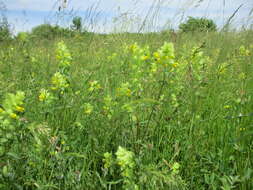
0 30 253 189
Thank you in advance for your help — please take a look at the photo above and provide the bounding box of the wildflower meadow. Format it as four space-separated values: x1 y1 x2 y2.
0 30 253 189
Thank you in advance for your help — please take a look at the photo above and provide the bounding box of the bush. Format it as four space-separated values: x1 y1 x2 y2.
71 16 82 32
179 17 217 33
30 24 73 39
16 31 29 42
0 16 11 41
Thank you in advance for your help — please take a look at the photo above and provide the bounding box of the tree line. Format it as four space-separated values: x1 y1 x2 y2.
0 16 218 41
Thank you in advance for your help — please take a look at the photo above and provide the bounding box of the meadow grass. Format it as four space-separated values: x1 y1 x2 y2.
0 31 253 189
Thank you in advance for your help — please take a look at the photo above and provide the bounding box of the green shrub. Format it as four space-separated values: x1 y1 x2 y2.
30 24 73 39
0 16 11 41
16 32 29 42
179 17 217 33
71 16 82 32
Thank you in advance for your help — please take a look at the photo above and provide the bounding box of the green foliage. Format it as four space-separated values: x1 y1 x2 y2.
71 16 82 32
115 146 137 189
16 32 29 43
0 91 27 188
179 16 217 32
29 23 89 39
30 24 73 39
0 16 11 41
103 147 186 189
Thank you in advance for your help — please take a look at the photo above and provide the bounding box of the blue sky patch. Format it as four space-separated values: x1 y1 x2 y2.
1 0 252 33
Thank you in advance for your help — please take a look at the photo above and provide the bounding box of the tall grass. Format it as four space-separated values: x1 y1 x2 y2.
0 0 253 189
0 30 252 189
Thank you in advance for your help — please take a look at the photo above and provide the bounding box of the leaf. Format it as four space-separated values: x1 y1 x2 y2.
2 165 8 177
6 152 21 160
0 147 5 156
0 137 8 143
65 152 86 158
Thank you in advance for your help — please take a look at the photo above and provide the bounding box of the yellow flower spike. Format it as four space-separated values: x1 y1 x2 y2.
75 91 80 95
83 103 93 115
153 52 160 58
157 58 162 63
51 72 69 91
141 55 149 61
84 109 92 115
126 89 132 97
0 108 4 113
117 82 132 97
39 89 51 102
51 87 57 91
39 94 46 101
129 43 138 53
224 105 231 109
88 81 101 92
10 113 18 119
163 63 168 67
150 63 157 73
16 106 25 113
172 62 179 68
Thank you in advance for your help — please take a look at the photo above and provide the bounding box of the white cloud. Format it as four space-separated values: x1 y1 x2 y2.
3 0 252 33
3 0 54 11
3 0 251 15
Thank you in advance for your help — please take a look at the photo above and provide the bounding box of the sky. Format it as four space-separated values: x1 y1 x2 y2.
1 0 252 33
